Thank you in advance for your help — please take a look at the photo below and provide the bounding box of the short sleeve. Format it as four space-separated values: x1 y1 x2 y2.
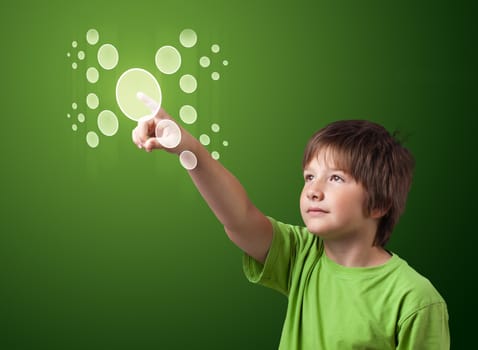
397 301 450 350
243 217 315 296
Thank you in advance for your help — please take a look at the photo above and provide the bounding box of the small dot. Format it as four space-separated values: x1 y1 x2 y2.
199 134 210 146
72 103 78 110
223 140 229 147
211 72 220 81
72 124 78 131
211 123 220 133
211 151 220 160
223 60 229 66
199 56 210 68
67 113 71 118
72 62 78 70
211 44 220 53
78 51 85 60
72 41 78 48
77 113 85 123
67 52 71 58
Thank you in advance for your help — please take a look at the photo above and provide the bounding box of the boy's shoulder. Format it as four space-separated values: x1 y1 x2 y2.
392 254 446 308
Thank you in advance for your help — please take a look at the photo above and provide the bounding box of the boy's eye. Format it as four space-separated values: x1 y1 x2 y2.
330 174 344 182
304 174 314 182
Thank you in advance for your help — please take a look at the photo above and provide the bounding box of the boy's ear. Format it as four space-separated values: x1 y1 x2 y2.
370 204 390 219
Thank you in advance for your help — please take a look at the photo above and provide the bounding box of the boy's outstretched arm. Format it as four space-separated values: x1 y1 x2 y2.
132 108 273 264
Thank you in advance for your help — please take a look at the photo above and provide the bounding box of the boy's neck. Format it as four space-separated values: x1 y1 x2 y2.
324 240 391 268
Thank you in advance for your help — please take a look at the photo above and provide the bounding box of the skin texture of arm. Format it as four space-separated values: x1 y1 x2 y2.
132 108 273 264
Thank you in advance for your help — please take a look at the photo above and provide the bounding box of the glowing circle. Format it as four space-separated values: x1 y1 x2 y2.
97 110 119 136
116 68 162 121
72 124 77 131
86 131 99 148
223 60 229 66
72 41 78 48
78 113 85 123
211 151 220 160
86 67 99 83
155 46 181 74
211 72 220 81
72 103 77 110
223 140 229 147
199 56 210 68
97 44 119 70
179 150 198 170
86 93 99 109
179 105 197 124
199 134 210 146
78 51 85 60
211 44 220 53
211 123 220 132
72 62 77 70
86 29 99 45
179 29 197 48
155 119 181 149
179 74 197 94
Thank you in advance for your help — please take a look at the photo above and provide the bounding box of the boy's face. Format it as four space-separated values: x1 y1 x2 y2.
300 151 377 241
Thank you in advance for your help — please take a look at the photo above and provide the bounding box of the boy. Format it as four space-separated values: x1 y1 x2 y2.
132 108 450 349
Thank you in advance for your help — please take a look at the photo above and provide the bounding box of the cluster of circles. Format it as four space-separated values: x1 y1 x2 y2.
66 29 120 148
66 28 230 169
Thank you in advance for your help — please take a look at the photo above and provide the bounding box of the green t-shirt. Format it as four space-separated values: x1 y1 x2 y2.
243 217 450 349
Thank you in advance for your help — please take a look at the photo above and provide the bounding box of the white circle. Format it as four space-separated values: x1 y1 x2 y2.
78 51 85 60
179 29 197 48
72 62 77 70
211 123 220 132
72 102 77 110
72 124 78 131
97 44 119 70
211 72 220 81
86 67 99 83
199 134 210 146
155 46 181 74
179 105 197 124
223 60 229 66
179 74 197 94
179 150 198 170
77 113 85 123
211 44 220 53
86 131 99 148
86 93 99 109
211 151 220 160
72 41 78 48
199 56 210 68
116 68 162 121
97 110 119 136
155 119 181 148
223 140 229 147
86 29 99 45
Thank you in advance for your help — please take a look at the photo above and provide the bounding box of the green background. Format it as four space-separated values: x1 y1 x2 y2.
1 0 475 348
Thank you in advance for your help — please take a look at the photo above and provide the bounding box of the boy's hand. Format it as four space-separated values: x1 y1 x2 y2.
131 108 176 152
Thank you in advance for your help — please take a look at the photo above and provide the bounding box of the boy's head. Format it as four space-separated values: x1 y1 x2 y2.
302 120 415 247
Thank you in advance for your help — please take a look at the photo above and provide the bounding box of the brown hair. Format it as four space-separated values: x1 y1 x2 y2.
302 120 415 247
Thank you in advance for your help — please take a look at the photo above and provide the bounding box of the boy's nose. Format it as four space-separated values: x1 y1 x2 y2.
307 185 324 201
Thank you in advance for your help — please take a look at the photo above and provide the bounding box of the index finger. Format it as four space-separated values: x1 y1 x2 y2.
136 91 159 114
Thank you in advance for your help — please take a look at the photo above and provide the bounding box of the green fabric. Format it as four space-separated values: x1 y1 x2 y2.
243 217 450 349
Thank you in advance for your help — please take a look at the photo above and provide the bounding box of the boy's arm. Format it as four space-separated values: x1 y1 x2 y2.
132 108 273 264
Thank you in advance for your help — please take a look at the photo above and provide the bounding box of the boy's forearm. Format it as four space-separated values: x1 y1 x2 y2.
180 136 254 233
